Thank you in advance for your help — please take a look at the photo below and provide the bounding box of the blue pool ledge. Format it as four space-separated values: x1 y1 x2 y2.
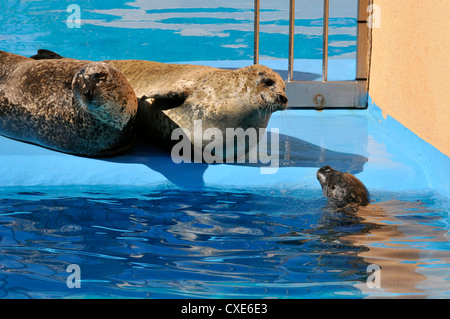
0 60 448 199
0 100 448 199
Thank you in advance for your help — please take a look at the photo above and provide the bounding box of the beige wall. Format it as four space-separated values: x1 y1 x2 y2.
368 0 450 156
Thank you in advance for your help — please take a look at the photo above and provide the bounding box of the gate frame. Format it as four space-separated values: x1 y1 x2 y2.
253 0 372 109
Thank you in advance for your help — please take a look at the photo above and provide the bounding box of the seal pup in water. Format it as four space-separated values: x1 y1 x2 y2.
30 50 288 160
0 50 137 156
317 166 371 208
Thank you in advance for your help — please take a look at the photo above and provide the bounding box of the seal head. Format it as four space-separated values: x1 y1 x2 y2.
72 62 137 131
234 64 287 113
317 165 371 207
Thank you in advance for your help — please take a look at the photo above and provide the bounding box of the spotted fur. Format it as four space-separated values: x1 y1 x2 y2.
0 51 137 156
105 60 288 156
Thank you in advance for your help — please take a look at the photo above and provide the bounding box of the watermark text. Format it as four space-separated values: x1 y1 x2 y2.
67 4 81 28
66 264 81 288
366 264 381 289
171 120 280 174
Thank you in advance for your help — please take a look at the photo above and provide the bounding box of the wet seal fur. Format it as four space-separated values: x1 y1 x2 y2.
30 50 288 159
317 166 371 208
0 50 138 156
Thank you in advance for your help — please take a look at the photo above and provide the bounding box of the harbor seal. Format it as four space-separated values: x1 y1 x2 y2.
30 50 288 160
0 51 138 156
106 60 288 159
317 166 371 208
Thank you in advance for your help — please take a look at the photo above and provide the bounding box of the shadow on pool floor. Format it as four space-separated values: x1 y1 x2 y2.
104 132 368 188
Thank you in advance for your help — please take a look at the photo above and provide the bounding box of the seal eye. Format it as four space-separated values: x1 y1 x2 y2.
262 78 275 87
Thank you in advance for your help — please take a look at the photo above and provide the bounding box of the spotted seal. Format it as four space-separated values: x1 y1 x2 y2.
30 50 288 159
317 166 371 207
106 60 288 159
0 50 138 156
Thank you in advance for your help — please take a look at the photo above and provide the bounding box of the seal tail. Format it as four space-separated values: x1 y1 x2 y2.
30 49 64 60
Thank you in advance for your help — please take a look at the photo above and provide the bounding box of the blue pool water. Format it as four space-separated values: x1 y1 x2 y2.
1 0 450 299
1 0 357 62
1 186 449 298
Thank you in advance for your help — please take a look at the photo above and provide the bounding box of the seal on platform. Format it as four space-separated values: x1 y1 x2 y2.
317 165 371 207
29 50 288 157
106 59 288 159
0 50 138 156
30 49 288 160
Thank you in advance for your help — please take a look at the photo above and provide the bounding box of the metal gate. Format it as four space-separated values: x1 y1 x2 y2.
253 0 371 109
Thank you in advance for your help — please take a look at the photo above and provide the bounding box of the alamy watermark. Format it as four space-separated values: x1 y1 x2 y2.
65 263 381 290
170 120 280 174
366 264 381 289
367 4 381 29
66 264 81 288
66 4 381 30
66 4 81 28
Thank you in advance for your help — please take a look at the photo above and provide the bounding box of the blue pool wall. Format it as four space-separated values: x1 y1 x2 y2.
367 96 450 199
0 58 448 200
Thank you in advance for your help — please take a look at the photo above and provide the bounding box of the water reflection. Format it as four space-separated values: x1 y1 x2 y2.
343 198 450 298
0 188 448 298
0 188 359 298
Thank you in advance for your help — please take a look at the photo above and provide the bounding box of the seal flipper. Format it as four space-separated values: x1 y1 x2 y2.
30 49 64 60
141 90 189 111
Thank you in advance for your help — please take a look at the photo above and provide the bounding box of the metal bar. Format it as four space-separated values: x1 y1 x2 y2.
288 0 295 82
322 0 329 82
253 0 260 65
285 81 368 108
284 0 370 109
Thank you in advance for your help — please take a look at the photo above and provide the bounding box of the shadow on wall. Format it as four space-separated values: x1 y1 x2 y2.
106 132 368 188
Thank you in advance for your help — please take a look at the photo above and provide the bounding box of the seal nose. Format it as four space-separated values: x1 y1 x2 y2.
278 94 288 105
